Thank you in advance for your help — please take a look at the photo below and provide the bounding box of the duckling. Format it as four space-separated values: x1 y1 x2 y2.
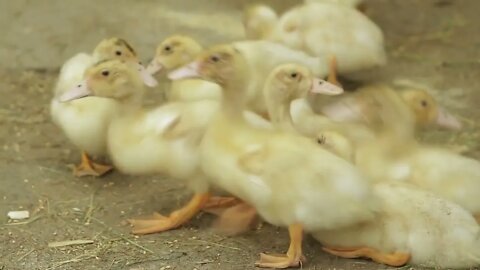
60 59 219 233
243 2 386 85
314 181 480 268
334 90 480 220
147 35 222 101
169 45 377 268
231 40 328 117
61 59 271 234
51 37 156 177
321 85 462 132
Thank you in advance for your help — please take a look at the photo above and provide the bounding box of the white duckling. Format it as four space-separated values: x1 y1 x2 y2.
314 181 480 268
243 1 386 85
169 45 377 268
60 59 271 234
147 35 222 102
51 37 156 177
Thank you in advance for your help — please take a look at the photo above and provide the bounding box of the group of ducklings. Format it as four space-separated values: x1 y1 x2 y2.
50 0 480 268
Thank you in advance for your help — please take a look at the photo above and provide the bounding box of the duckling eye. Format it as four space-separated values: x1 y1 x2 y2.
211 55 220 63
101 70 110 77
420 100 428 107
115 51 122 56
290 72 298 79
164 45 172 52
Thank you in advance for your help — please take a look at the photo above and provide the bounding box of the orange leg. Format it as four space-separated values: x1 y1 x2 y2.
327 55 342 87
212 202 258 236
202 196 242 213
74 151 112 177
255 224 306 268
322 246 410 267
128 193 210 235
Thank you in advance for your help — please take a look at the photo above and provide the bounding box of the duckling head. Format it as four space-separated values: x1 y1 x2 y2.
265 63 343 106
147 35 203 75
93 37 139 63
168 45 246 89
60 59 151 103
243 4 278 39
399 88 462 130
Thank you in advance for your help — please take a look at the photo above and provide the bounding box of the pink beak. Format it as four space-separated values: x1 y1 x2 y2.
146 59 163 75
436 107 462 130
60 80 92 102
168 61 201 80
135 63 158 87
310 78 344 95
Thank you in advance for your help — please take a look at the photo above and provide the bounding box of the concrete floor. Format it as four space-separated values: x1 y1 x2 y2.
1 0 480 269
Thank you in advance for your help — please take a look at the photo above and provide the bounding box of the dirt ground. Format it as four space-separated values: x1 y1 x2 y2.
1 0 480 269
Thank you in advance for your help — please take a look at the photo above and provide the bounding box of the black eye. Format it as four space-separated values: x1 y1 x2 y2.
290 72 298 78
211 56 220 62
115 51 122 56
164 46 171 52
421 100 428 107
102 70 110 76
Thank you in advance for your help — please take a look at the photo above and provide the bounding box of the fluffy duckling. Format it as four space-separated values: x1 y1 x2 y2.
243 2 386 84
51 37 156 177
314 181 480 268
169 45 377 268
231 40 328 117
147 35 222 101
321 85 463 132
61 59 271 234
151 37 327 116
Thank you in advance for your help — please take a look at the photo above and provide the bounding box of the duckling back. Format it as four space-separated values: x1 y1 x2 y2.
313 182 480 268
54 53 95 96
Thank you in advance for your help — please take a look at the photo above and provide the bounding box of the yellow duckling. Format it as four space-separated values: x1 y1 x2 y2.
321 84 462 131
314 181 480 268
169 45 377 268
326 88 480 221
51 37 156 177
147 35 222 101
243 1 386 84
60 59 270 234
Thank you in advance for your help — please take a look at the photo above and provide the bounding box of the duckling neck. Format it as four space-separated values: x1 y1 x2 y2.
267 100 297 132
220 80 248 121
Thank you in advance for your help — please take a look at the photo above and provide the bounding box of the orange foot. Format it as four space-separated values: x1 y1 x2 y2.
129 193 210 235
74 151 112 177
327 55 342 87
255 224 305 268
322 246 410 267
213 202 258 236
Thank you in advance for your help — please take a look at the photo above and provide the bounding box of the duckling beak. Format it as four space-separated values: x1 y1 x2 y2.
59 80 92 102
168 61 200 80
136 63 158 87
310 78 344 95
436 107 462 130
146 59 163 75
